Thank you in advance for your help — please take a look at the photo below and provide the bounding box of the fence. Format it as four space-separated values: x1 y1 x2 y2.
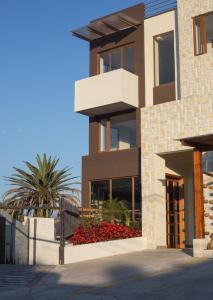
0 202 142 265
144 0 177 19
0 199 79 265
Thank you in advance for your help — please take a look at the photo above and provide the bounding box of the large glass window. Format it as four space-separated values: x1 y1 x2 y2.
111 49 121 70
124 45 134 73
203 151 213 174
99 111 136 152
110 113 136 151
112 178 132 209
90 177 141 221
193 12 213 55
99 44 134 74
100 53 110 73
91 180 109 208
100 119 107 151
206 14 213 50
154 31 175 86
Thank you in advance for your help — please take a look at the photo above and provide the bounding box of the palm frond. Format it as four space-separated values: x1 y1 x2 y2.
3 153 81 216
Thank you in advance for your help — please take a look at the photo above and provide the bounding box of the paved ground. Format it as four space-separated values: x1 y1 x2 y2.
0 249 213 299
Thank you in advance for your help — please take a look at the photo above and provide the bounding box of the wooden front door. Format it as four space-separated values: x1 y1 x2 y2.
166 175 185 249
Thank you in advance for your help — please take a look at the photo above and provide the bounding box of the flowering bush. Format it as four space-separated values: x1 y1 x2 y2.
70 222 142 245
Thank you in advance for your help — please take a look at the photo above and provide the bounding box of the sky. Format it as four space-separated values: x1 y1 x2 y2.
0 0 144 197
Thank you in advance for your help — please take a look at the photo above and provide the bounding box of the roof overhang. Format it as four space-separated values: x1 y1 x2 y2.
179 134 213 151
72 12 141 42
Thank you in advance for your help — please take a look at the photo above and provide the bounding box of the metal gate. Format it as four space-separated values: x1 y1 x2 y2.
0 216 6 264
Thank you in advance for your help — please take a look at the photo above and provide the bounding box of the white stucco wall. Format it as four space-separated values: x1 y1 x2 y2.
25 218 156 265
75 68 139 114
0 210 28 264
27 217 59 265
144 10 178 106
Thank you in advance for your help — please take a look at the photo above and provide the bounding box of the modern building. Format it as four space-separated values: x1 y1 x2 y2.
72 0 213 250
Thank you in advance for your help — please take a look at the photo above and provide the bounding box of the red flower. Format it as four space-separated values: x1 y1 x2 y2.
70 222 142 245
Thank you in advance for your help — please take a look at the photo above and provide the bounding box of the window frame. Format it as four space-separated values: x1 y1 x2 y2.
193 11 213 56
98 42 135 74
90 176 141 221
153 30 175 87
98 110 137 153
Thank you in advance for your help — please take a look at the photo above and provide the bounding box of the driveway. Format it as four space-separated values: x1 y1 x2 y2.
0 249 213 299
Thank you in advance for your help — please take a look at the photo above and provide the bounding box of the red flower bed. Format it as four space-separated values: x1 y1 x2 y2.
70 222 142 245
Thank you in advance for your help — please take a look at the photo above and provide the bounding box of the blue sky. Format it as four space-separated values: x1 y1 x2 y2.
0 0 143 197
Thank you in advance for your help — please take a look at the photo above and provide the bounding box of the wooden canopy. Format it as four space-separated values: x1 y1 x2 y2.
179 134 213 151
72 12 141 42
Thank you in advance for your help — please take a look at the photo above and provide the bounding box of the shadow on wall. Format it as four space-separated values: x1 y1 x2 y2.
0 252 213 299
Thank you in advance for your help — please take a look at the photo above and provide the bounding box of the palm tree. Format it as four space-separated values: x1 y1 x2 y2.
3 154 80 217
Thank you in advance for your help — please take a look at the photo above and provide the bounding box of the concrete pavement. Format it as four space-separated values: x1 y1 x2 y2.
0 249 213 299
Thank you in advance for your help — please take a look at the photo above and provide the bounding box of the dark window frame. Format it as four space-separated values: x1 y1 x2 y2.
98 42 135 74
193 11 213 56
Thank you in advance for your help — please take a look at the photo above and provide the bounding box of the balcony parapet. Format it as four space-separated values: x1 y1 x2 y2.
74 69 139 117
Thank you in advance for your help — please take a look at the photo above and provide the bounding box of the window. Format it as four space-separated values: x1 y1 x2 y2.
111 49 121 70
203 151 213 174
99 44 134 74
193 12 213 55
100 119 107 151
91 180 109 209
99 111 136 152
91 177 141 221
100 53 110 73
154 31 175 86
124 45 134 73
110 113 136 151
112 178 132 209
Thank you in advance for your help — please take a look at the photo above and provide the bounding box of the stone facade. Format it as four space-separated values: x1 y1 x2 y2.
140 0 213 247
141 95 213 245
178 0 213 98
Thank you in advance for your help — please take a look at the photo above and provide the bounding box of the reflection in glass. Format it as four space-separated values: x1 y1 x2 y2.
91 180 109 208
110 112 136 151
124 45 134 73
100 53 110 73
154 32 175 85
112 178 132 209
100 119 107 151
111 49 121 70
194 17 202 55
206 14 213 49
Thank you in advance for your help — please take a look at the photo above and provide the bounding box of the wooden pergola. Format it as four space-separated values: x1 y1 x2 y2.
180 134 213 239
71 12 141 42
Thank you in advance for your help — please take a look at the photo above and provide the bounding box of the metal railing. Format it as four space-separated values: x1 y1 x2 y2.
78 207 142 223
144 0 177 19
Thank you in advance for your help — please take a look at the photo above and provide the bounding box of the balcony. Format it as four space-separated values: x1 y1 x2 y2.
74 69 139 117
